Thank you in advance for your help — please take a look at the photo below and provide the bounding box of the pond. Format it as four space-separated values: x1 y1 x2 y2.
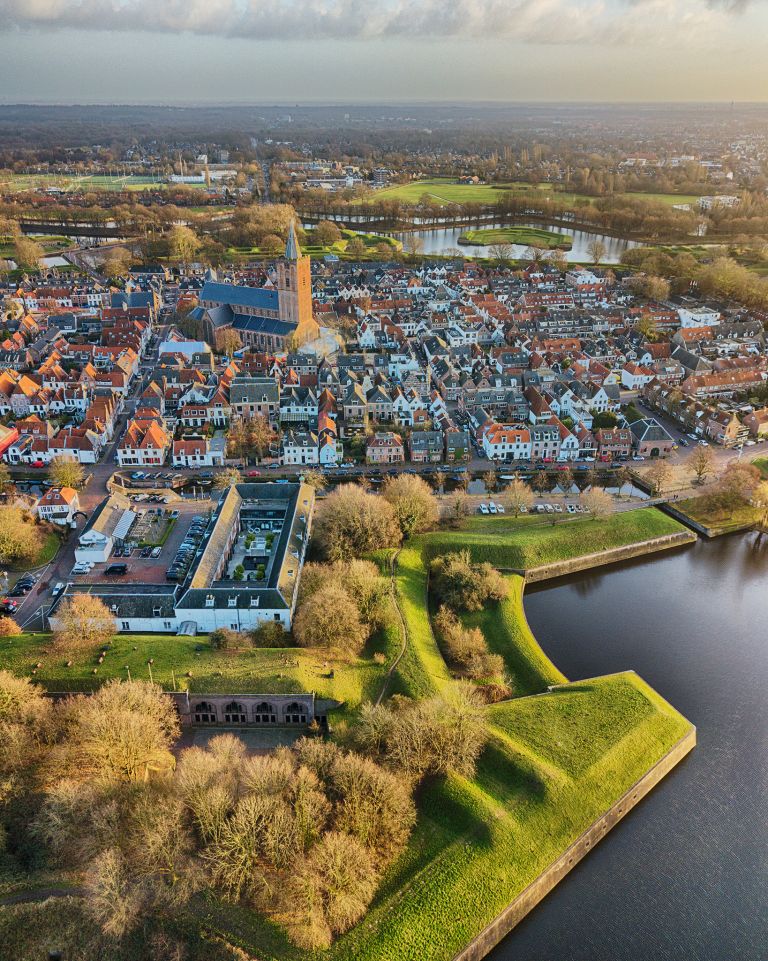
383 221 638 263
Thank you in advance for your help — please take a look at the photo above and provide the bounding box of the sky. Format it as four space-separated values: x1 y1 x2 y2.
0 0 767 104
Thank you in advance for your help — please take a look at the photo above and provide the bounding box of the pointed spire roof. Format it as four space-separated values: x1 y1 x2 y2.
285 220 300 261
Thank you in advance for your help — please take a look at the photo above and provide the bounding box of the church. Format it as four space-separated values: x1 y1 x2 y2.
194 222 319 353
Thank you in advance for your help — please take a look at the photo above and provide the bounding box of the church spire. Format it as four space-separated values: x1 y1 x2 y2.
285 220 300 261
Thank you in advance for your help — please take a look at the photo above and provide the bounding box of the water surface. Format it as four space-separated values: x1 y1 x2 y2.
490 533 768 961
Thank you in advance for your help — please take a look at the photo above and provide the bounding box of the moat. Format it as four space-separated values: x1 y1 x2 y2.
491 532 768 961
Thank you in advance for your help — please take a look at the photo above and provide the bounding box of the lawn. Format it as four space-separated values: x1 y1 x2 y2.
752 456 768 479
458 226 572 249
373 178 531 205
415 508 685 570
0 629 396 708
194 673 691 961
0 173 208 194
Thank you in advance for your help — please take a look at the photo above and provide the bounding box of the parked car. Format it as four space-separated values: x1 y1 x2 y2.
51 582 66 598
479 503 490 515
488 502 497 514
151 547 162 558
678 438 689 447
495 503 505 514
105 563 128 576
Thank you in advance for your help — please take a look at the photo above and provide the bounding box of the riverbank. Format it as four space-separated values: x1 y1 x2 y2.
663 498 758 537
523 529 697 582
452 718 696 961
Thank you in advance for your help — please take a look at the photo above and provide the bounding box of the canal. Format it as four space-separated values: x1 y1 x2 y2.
490 532 768 961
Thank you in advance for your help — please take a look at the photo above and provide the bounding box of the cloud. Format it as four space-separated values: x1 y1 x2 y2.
0 0 760 42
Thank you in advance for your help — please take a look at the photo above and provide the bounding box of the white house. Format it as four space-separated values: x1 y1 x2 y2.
36 487 80 526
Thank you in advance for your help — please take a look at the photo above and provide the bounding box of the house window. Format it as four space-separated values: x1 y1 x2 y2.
121 621 130 630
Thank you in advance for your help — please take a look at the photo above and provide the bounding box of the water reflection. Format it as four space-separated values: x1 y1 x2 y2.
383 221 639 263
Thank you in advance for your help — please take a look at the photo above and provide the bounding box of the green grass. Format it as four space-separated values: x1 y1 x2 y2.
674 495 759 533
196 672 691 961
458 226 572 249
0 512 695 961
616 192 702 207
0 630 395 707
461 574 566 696
0 173 208 194
415 508 685 570
393 545 451 696
752 457 768 479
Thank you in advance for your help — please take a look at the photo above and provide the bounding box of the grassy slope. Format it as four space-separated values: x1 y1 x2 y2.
462 574 567 696
200 673 691 961
418 508 685 569
458 226 572 248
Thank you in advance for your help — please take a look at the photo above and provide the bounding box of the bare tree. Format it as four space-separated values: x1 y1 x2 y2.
688 446 714 485
587 239 607 265
382 474 439 538
579 487 613 520
505 477 534 517
53 594 116 653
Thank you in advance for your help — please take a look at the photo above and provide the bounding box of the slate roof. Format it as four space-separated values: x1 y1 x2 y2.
200 281 279 312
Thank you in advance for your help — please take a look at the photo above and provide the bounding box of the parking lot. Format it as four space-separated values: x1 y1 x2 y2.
71 501 215 586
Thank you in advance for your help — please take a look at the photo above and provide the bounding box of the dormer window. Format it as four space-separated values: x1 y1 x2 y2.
205 594 215 608
228 596 237 608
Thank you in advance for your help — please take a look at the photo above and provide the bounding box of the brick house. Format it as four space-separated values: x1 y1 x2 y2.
366 431 405 465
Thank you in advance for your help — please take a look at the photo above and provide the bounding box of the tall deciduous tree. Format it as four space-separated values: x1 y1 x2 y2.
579 487 613 519
53 594 116 653
313 485 401 560
688 445 714 484
505 477 534 517
0 506 43 564
382 474 439 538
49 454 84 489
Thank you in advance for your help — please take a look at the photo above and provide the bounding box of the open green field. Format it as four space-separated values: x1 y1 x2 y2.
416 508 685 570
0 626 398 706
752 456 768 479
616 192 702 207
458 226 572 249
0 173 208 194
372 178 702 210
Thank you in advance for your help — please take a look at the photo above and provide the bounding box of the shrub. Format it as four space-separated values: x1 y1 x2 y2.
430 550 508 612
250 621 286 648
209 628 240 651
0 615 22 636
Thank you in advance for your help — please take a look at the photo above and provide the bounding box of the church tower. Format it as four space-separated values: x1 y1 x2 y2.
277 221 315 342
